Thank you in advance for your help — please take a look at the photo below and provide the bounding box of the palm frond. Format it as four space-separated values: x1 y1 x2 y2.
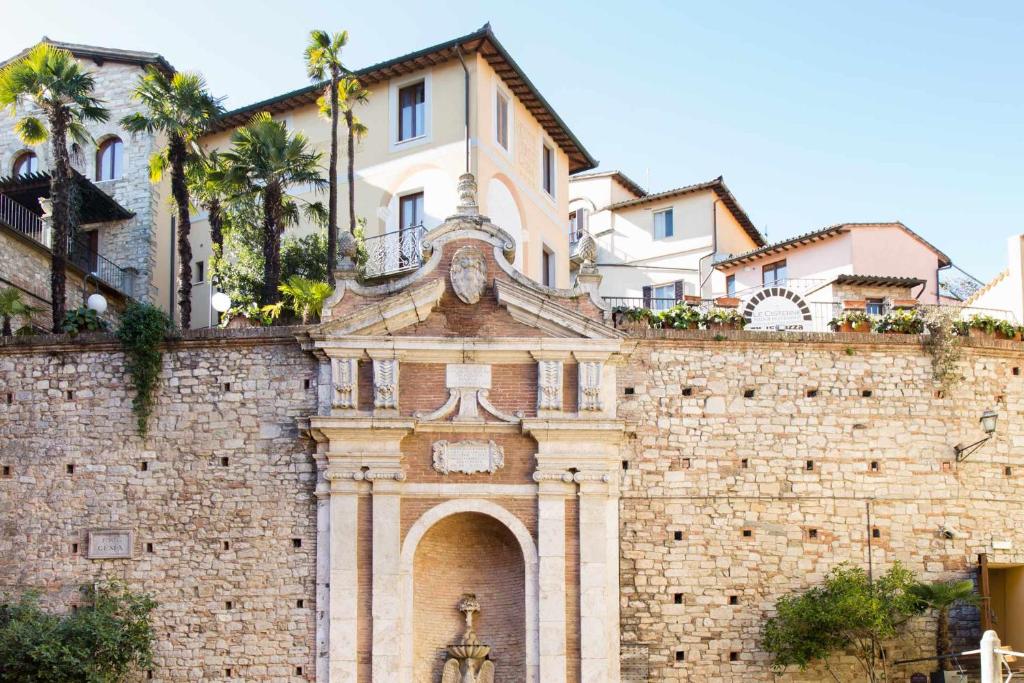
15 116 47 144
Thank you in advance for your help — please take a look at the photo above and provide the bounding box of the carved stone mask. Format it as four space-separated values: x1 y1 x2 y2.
450 246 487 304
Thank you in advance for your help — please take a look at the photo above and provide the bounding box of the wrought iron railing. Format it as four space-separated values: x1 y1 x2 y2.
0 192 131 294
0 193 49 246
68 235 131 294
363 224 426 278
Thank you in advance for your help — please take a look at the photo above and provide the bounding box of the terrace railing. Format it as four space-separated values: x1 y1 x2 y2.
0 192 132 294
363 224 426 278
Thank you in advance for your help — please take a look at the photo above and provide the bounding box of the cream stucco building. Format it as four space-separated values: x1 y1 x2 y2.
189 24 595 324
567 172 765 307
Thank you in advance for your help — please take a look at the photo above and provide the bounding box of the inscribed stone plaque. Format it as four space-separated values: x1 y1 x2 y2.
87 530 133 559
446 364 491 389
432 440 505 474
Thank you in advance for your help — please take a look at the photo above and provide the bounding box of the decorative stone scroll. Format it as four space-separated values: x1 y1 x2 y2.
432 440 505 475
87 530 133 559
537 360 563 411
579 360 604 411
373 359 399 410
416 364 522 424
450 246 487 305
331 357 358 409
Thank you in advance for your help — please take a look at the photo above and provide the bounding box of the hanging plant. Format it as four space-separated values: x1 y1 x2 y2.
116 302 176 436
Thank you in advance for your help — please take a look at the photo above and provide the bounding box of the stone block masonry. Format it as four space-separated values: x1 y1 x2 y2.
2 327 1023 680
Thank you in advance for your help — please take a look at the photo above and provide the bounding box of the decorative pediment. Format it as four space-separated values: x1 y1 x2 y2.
309 278 445 338
492 279 624 340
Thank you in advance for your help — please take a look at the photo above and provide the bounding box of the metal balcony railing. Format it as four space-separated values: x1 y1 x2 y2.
0 192 131 294
0 192 49 246
363 224 426 278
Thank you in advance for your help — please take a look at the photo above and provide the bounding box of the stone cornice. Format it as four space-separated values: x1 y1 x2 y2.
308 336 623 363
493 278 624 340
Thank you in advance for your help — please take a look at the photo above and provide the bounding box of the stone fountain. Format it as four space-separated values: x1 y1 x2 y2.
441 594 495 683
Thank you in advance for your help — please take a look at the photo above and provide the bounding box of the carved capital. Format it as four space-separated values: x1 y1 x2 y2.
537 359 563 412
331 357 358 409
373 358 399 410
578 360 604 412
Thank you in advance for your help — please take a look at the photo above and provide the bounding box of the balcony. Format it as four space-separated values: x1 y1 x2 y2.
0 192 133 295
363 225 427 278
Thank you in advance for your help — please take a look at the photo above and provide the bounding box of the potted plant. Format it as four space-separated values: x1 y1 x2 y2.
875 308 925 334
702 308 747 331
612 306 659 331
829 310 873 334
960 313 1021 341
908 580 979 682
659 304 702 330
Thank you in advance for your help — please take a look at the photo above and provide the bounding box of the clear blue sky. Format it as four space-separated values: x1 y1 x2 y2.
3 0 1021 280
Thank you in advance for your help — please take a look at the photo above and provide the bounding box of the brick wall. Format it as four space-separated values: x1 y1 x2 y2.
412 512 526 683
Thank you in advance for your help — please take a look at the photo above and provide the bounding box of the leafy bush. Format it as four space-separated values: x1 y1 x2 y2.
763 562 918 681
958 313 1020 338
874 308 924 334
281 232 329 282
702 307 746 328
612 306 661 329
221 302 275 328
116 303 176 436
828 310 874 331
0 287 41 336
262 276 333 324
659 304 702 329
0 581 156 682
60 306 108 336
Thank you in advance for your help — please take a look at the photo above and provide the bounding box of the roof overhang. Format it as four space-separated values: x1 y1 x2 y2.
0 170 134 223
207 24 597 173
605 176 765 247
2 39 174 75
569 170 647 198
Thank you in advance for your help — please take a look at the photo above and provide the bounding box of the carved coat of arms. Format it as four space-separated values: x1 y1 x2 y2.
450 246 487 304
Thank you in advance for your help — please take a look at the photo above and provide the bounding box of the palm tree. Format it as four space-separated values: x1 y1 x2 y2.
0 44 109 331
0 287 41 336
122 68 223 329
339 77 368 238
186 151 229 262
220 112 325 305
263 276 333 324
304 29 348 286
909 580 979 672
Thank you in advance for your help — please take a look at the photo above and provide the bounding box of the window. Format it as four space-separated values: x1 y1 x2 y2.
866 298 885 315
652 283 675 312
542 246 554 287
542 143 555 196
726 274 736 297
496 89 510 150
569 208 588 242
96 137 123 181
398 192 424 268
12 151 37 177
398 82 425 142
762 259 787 286
653 208 674 240
195 260 205 283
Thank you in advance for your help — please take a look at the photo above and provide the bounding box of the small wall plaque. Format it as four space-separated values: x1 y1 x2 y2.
87 530 134 559
432 440 504 475
446 364 491 389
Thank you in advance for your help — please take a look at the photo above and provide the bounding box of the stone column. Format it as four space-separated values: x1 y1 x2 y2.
314 452 331 683
326 473 360 683
577 474 620 683
371 475 404 680
535 474 573 682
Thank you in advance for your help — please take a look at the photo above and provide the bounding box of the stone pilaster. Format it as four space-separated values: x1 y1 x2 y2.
534 473 573 682
371 475 405 680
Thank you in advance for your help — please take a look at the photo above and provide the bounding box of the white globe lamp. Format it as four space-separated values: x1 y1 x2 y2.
86 293 108 315
211 292 232 314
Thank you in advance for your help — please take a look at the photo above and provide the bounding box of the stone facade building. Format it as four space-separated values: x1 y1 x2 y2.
1 180 1021 682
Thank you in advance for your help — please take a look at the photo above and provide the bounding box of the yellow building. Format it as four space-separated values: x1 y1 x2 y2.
189 24 595 325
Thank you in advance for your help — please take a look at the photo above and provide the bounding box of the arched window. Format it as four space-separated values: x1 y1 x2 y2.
12 151 38 177
95 137 123 181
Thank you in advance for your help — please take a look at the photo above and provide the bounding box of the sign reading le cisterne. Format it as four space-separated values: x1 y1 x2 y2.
741 287 814 331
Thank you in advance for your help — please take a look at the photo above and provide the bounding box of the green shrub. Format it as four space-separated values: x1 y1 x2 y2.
959 313 1019 338
0 581 156 682
60 306 108 336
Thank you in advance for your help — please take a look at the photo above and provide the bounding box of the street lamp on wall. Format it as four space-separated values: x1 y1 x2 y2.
82 273 108 314
954 409 998 462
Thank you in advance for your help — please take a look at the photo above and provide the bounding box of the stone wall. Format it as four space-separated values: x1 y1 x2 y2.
2 328 1023 681
0 329 319 681
0 225 127 329
618 330 1024 681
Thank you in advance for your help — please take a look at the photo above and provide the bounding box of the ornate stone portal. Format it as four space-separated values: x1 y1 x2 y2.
441 594 495 683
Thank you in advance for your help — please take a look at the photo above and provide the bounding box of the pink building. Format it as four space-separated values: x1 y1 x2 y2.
713 221 953 330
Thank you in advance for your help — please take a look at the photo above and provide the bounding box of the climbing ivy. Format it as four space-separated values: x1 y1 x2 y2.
116 303 175 436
